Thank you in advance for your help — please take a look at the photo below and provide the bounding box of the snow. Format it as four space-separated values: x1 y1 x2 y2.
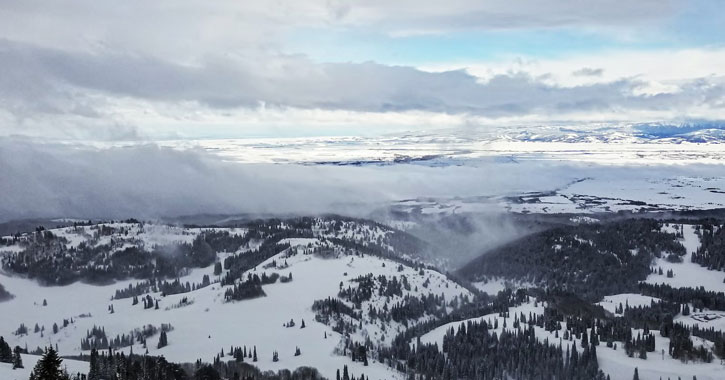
416 299 725 380
676 311 725 332
570 216 600 224
597 333 725 380
472 277 531 296
646 224 725 293
0 354 89 380
0 222 472 380
597 294 661 316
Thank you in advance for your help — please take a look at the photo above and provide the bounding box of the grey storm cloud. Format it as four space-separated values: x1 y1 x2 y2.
2 38 723 125
573 68 604 77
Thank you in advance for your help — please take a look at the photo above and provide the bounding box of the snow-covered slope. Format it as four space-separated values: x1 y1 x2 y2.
417 299 725 380
645 224 725 292
0 354 89 380
0 219 470 380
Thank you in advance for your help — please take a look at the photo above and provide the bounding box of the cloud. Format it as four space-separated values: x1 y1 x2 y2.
334 0 681 35
3 137 725 223
0 137 581 221
0 0 681 53
573 67 604 77
0 1 720 141
2 38 725 141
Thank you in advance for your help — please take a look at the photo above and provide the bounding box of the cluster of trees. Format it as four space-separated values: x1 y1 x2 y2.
223 273 284 301
221 241 291 286
639 283 725 311
375 281 725 380
80 324 172 351
0 336 24 369
414 321 604 380
213 345 258 363
198 360 325 380
666 324 714 363
458 219 686 301
335 365 368 380
113 275 212 300
692 222 725 271
389 293 449 326
85 348 186 380
312 297 361 335
19 343 327 380
0 226 246 286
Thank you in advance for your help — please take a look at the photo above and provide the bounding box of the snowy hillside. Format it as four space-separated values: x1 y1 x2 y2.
0 218 470 379
4 217 725 379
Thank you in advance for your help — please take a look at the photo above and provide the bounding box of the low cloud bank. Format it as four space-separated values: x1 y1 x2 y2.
1 138 722 222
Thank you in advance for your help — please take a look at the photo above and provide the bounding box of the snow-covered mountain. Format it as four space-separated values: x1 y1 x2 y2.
0 218 470 380
3 216 725 379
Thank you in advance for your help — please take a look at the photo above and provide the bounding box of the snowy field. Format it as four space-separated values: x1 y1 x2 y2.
646 224 725 293
597 294 662 316
153 127 725 166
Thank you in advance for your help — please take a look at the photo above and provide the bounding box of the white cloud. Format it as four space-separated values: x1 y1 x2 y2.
0 0 721 141
2 38 724 141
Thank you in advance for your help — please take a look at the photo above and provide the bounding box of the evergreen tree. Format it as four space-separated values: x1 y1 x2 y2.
12 346 23 369
157 331 168 349
195 364 221 380
87 348 100 380
33 347 67 380
633 367 640 380
0 336 11 362
343 365 350 380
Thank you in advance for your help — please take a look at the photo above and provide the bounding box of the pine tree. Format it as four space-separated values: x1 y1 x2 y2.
157 331 168 349
33 347 67 380
253 346 258 362
633 367 640 380
88 349 99 380
343 365 350 380
12 346 23 369
0 336 11 362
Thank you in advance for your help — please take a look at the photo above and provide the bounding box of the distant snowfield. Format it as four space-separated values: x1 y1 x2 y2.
155 128 725 166
390 173 725 216
2 133 724 221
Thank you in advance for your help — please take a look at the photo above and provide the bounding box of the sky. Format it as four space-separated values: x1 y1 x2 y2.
0 0 724 141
